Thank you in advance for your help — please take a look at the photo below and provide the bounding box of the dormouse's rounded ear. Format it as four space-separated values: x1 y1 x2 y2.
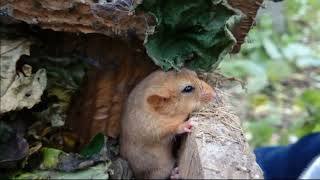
147 94 171 113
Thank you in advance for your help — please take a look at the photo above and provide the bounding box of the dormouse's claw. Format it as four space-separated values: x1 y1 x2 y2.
170 167 180 179
177 121 194 134
183 127 192 133
172 167 179 174
187 121 194 129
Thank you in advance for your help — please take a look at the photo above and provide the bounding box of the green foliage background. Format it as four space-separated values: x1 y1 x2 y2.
220 0 320 147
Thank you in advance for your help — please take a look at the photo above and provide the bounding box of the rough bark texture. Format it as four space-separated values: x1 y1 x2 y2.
66 35 157 142
25 31 156 142
178 103 263 179
3 0 263 53
229 0 264 53
1 0 264 178
1 0 264 142
3 0 148 40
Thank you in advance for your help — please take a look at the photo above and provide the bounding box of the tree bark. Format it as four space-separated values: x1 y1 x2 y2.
1 0 264 178
178 105 263 178
3 0 263 52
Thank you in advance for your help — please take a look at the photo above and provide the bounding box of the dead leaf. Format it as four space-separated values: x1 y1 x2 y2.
0 68 47 113
0 38 47 114
0 39 30 96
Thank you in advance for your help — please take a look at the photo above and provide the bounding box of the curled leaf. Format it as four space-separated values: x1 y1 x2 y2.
80 133 105 158
0 39 31 96
40 148 62 170
140 0 242 71
0 68 47 113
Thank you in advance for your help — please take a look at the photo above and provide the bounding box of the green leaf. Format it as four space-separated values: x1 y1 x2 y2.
39 145 110 172
295 122 316 137
12 163 110 179
294 89 320 137
220 60 268 93
249 94 269 107
12 144 111 178
245 120 275 147
140 0 242 71
80 133 106 158
313 124 320 133
282 43 314 60
296 56 320 68
298 89 320 110
40 148 62 170
266 60 293 82
263 38 282 59
264 114 282 126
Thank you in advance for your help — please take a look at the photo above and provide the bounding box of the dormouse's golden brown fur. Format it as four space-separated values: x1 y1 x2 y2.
120 68 215 179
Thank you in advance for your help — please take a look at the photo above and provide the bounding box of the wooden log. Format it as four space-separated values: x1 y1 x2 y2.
66 35 157 142
30 32 157 142
229 0 264 53
1 1 265 176
4 0 148 40
178 102 263 179
3 0 264 53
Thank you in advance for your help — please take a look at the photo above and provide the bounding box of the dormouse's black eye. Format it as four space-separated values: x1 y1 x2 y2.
182 85 194 93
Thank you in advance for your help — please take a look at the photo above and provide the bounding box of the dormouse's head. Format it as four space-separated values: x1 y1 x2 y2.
146 68 215 116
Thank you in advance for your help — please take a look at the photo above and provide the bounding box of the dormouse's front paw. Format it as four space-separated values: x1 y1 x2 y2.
177 121 194 134
170 167 180 179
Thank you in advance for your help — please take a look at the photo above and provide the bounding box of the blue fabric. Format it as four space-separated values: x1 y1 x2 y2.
254 133 320 179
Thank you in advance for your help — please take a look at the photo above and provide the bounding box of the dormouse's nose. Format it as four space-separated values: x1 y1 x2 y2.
200 81 215 103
